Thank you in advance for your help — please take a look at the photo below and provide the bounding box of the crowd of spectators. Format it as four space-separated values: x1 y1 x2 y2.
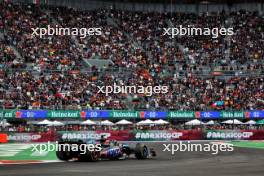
0 39 16 66
0 2 263 111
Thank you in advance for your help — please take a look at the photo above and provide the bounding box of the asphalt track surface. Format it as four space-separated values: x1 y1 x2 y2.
0 141 264 176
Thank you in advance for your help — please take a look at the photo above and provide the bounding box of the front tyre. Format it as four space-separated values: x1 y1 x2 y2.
135 143 148 159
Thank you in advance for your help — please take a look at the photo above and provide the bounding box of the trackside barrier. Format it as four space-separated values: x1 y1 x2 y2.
0 133 8 143
3 130 264 143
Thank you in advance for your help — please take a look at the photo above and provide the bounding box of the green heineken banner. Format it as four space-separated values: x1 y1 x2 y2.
0 110 16 119
169 111 195 119
47 110 80 118
109 111 139 119
220 111 244 119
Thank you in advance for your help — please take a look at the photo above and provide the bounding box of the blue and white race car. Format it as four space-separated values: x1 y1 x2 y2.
56 138 156 162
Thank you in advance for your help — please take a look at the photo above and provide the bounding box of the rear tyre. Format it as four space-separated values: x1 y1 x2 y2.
135 143 148 159
56 150 71 161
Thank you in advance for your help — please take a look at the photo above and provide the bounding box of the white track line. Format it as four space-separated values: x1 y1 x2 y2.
0 160 62 165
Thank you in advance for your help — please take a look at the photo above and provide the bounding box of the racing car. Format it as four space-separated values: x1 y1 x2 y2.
56 138 156 162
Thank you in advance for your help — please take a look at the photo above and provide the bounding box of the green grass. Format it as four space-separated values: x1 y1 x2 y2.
0 144 57 161
228 141 264 149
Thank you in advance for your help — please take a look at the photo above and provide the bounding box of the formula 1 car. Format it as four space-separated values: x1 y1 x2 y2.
56 139 156 162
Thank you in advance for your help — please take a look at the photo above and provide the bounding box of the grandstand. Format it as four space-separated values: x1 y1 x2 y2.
0 0 263 132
